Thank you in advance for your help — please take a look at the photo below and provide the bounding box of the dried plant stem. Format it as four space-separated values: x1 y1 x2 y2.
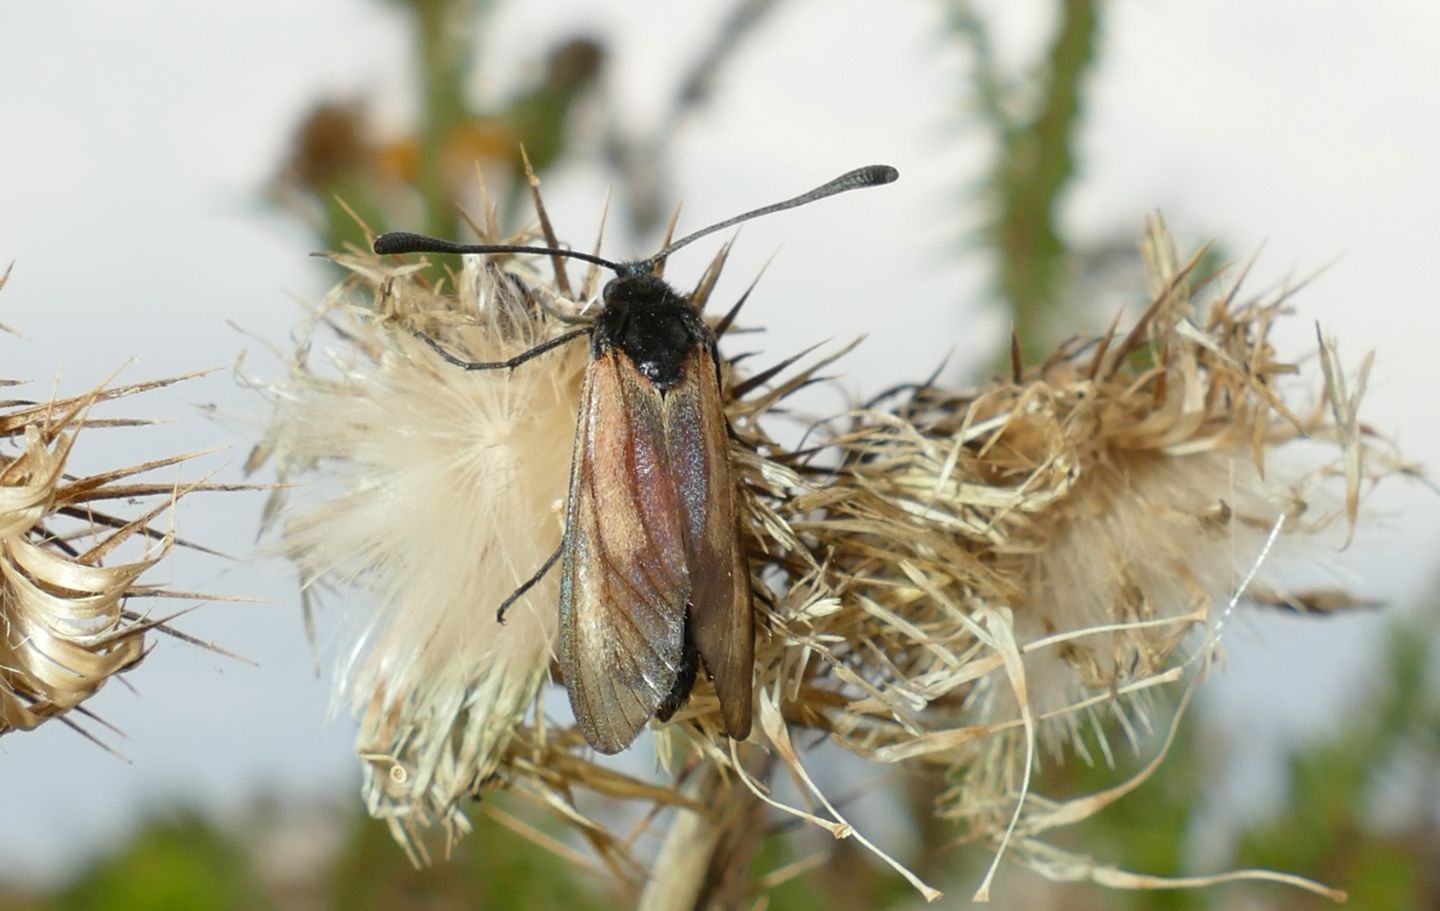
640 752 770 911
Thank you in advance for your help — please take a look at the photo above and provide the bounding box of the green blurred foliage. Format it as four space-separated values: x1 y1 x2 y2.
948 0 1101 365
761 836 915 911
1228 619 1440 910
50 811 254 911
4 799 625 911
1041 720 1208 911
325 800 624 911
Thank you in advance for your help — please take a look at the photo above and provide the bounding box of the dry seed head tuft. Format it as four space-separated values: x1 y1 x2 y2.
262 200 1394 902
1 371 224 739
255 245 588 856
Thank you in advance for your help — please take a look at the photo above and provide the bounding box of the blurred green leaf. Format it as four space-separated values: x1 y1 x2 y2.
55 811 256 911
327 798 623 911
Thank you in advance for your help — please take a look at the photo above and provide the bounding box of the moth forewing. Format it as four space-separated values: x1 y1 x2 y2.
663 341 754 740
558 350 693 754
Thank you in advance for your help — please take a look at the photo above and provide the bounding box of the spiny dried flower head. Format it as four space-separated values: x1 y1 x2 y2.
255 246 586 851
0 369 226 741
259 185 1390 903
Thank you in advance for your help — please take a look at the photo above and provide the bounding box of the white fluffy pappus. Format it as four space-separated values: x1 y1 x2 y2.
1005 446 1303 757
263 258 586 852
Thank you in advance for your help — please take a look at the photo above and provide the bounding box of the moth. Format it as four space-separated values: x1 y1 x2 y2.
374 164 898 753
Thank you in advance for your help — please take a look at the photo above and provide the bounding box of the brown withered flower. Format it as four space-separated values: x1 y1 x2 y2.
256 182 1393 903
1 363 229 742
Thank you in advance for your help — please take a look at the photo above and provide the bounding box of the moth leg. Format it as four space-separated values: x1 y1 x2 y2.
536 297 595 326
501 274 595 327
416 326 589 372
496 542 563 624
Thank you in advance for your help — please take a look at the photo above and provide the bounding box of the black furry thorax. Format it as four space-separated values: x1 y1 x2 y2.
593 273 713 389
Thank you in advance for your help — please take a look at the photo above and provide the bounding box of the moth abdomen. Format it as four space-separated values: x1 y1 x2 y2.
655 628 700 723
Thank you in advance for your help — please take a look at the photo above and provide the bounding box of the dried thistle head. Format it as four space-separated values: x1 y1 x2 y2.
252 235 594 854
0 371 223 740
260 188 1391 904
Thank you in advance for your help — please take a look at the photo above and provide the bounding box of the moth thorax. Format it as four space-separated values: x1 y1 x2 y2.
602 273 688 309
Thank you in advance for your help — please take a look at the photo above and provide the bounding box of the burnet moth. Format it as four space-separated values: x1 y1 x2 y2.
374 164 899 753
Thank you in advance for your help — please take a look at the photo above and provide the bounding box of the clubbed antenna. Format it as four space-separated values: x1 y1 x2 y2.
639 164 899 269
372 232 625 273
372 165 900 276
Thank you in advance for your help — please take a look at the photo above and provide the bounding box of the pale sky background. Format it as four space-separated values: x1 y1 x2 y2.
2 0 1438 888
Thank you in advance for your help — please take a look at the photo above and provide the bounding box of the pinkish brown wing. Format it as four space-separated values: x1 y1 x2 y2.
663 345 753 740
558 351 692 754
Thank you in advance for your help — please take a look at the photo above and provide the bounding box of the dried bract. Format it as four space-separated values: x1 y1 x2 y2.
1 372 222 739
263 208 1392 904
